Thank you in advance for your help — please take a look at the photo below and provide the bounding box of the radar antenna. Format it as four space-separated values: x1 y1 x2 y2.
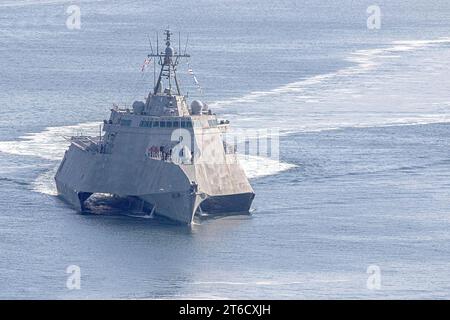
148 29 190 95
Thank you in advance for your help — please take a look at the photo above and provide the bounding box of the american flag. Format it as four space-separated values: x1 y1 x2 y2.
141 57 152 72
193 75 199 85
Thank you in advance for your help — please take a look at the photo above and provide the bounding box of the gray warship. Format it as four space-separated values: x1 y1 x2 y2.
55 29 255 224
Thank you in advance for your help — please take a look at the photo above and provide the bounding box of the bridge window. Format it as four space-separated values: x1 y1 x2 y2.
120 119 132 126
173 121 179 128
160 121 166 128
153 121 159 127
139 120 152 127
166 121 172 128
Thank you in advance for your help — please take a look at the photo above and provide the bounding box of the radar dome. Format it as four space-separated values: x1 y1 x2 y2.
191 100 204 115
165 46 174 57
132 101 145 114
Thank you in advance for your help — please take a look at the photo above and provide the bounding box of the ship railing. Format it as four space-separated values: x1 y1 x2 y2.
147 151 172 162
223 141 237 154
146 151 194 165
68 135 99 152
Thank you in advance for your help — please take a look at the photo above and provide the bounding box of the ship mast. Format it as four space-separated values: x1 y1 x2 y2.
148 29 190 95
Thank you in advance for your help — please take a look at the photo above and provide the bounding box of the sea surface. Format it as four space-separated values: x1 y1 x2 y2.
1 0 450 299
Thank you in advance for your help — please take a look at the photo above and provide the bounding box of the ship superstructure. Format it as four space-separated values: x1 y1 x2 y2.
55 29 255 224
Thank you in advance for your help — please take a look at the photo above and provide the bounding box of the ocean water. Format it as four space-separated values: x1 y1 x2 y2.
1 0 450 299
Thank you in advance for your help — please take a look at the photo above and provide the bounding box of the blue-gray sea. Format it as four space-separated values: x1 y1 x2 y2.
1 0 450 299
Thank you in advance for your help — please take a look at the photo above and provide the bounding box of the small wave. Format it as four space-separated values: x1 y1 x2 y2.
0 0 102 8
192 278 349 286
0 177 30 187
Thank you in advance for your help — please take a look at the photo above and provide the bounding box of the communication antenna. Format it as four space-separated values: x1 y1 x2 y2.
147 34 154 54
156 32 159 54
147 29 190 95
147 34 155 87
183 33 190 55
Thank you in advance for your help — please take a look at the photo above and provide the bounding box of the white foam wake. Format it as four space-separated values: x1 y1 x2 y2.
239 155 296 180
3 37 450 195
207 37 450 137
0 122 100 161
210 37 450 109
33 166 59 196
0 122 98 196
0 122 296 195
